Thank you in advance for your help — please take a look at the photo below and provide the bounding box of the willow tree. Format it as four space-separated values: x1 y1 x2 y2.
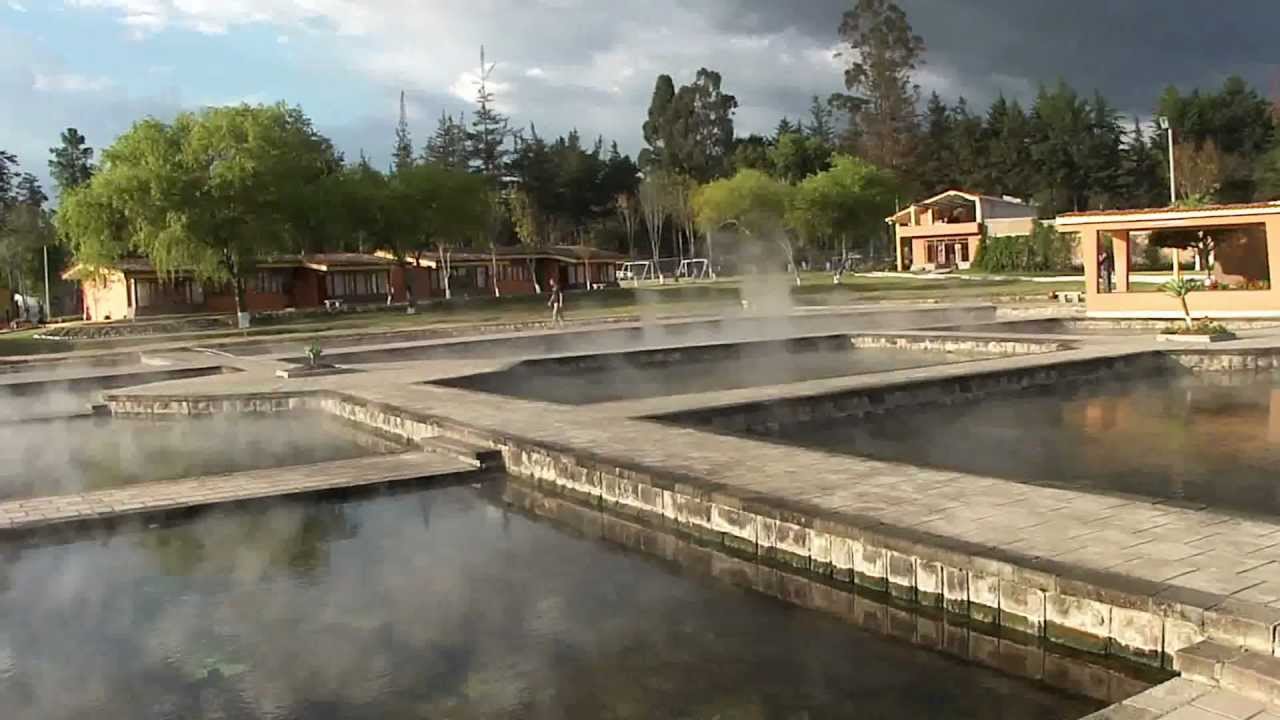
694 169 796 284
56 103 338 325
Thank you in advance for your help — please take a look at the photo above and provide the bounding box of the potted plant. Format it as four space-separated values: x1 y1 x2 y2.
305 342 324 368
1157 279 1236 343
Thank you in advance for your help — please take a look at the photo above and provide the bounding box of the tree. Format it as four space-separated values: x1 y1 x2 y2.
806 95 836 146
838 0 925 172
614 192 639 257
770 133 832 184
1158 76 1275 201
1259 143 1280 200
391 163 490 299
668 174 699 263
693 169 797 284
48 128 95 195
637 173 672 282
1173 139 1227 204
56 103 340 322
392 91 415 174
0 168 55 297
787 154 898 262
468 46 512 177
640 75 677 170
1123 118 1166 208
1161 278 1201 330
424 111 470 170
730 135 774 174
774 117 799 140
640 69 738 182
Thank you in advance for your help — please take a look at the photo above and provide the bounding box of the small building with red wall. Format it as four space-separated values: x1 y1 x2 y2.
68 247 627 321
68 254 401 321
387 246 626 299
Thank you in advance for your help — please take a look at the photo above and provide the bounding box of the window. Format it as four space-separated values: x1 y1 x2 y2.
326 271 389 298
925 241 938 264
958 242 970 263
253 270 285 295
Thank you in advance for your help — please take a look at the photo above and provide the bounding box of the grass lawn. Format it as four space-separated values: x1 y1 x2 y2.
0 273 1084 358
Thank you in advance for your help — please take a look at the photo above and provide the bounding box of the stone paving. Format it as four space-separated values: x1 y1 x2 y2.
0 451 475 532
1086 678 1280 720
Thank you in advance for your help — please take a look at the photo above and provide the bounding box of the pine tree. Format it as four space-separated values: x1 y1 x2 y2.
913 92 954 195
425 111 469 170
468 46 512 178
775 117 798 140
1122 118 1165 209
392 91 415 174
48 128 95 195
806 96 836 146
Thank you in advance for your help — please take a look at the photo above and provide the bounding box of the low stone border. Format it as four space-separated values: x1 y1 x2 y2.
664 351 1167 436
500 479 1167 706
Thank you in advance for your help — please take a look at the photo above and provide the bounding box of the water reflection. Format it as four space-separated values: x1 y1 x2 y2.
0 481 1123 719
0 414 399 500
770 372 1280 516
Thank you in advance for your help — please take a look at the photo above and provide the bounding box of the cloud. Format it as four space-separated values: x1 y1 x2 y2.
33 0 1280 185
7 1 27 12
32 72 114 93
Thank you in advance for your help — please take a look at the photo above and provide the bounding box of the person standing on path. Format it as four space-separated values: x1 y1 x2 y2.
548 277 565 327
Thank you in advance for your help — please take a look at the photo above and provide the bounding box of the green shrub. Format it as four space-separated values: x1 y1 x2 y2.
973 221 1074 273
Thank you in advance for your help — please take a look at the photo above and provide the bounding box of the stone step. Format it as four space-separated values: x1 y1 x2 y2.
1176 641 1280 705
422 436 503 470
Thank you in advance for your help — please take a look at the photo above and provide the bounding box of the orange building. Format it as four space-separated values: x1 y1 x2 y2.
1056 202 1280 318
887 190 1040 271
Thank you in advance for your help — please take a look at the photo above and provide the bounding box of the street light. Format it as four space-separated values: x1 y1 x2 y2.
1157 116 1176 206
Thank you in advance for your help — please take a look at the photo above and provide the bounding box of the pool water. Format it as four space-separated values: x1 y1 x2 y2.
0 414 398 500
439 346 1002 405
768 371 1280 516
0 482 1114 719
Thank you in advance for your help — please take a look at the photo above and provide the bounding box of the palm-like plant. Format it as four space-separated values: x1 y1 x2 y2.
1161 278 1202 330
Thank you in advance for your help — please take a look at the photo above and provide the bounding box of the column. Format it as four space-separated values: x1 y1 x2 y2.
1111 230 1131 293
1081 228 1100 296
1265 219 1280 295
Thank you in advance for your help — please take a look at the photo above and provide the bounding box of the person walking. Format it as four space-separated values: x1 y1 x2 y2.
548 277 565 327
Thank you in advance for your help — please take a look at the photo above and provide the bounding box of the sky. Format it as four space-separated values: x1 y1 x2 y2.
2 0 1277 197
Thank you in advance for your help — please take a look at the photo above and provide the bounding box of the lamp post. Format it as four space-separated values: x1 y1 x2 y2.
1157 116 1176 206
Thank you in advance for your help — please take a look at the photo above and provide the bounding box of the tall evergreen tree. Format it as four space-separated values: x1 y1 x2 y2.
913 92 955 195
981 96 1034 199
806 96 836 146
392 91 415 174
774 117 799 140
838 0 925 172
48 128 95 195
424 111 469 170
1122 118 1166 209
468 46 512 178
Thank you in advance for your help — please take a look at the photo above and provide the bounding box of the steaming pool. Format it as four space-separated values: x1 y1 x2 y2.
436 337 1009 405
0 480 1142 719
0 414 399 500
758 370 1280 516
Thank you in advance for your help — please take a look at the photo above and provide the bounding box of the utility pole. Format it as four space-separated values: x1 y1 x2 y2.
1158 116 1176 205
42 244 51 323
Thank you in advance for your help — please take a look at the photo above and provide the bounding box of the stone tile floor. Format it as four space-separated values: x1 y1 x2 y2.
1085 678 1280 720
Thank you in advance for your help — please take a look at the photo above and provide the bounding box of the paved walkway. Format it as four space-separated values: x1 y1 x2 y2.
0 451 476 532
1087 678 1280 719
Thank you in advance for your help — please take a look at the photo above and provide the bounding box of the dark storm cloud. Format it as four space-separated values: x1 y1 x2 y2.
684 0 1280 114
